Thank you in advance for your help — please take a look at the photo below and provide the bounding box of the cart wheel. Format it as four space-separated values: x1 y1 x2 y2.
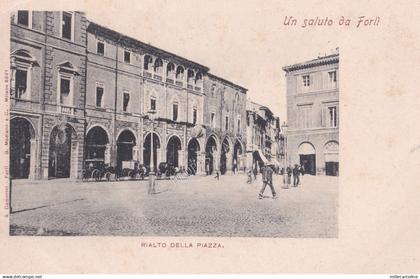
127 170 134 179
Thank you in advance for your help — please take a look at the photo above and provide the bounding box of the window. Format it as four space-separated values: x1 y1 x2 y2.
172 103 178 121
150 97 156 111
328 71 337 83
225 116 229 131
15 69 28 99
61 12 73 40
297 105 312 129
193 108 197 124
124 50 131 63
96 84 104 107
237 118 241 133
328 106 338 127
123 92 130 112
17 11 29 26
211 112 215 128
59 77 71 105
302 75 310 87
97 41 105 55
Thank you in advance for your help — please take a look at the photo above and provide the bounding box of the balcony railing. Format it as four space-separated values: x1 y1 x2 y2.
187 84 193 90
166 78 174 84
154 74 162 81
194 86 202 92
58 105 75 115
175 80 183 87
143 71 152 78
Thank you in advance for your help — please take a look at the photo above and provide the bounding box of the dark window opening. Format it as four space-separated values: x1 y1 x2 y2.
124 51 131 63
96 86 103 107
60 78 70 104
172 103 178 121
150 98 156 111
17 11 29 26
62 12 72 40
15 69 27 99
193 108 197 124
97 41 104 55
123 93 130 112
225 116 229 131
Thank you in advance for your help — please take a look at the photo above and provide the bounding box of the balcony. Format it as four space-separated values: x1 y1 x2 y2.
58 105 75 115
166 78 174 84
194 86 202 92
175 80 183 87
153 74 162 81
187 84 193 90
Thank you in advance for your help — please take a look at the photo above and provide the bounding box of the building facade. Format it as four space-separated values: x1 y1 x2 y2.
282 51 339 176
10 11 250 180
246 101 282 171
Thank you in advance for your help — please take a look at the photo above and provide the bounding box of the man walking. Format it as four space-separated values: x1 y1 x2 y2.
258 165 277 199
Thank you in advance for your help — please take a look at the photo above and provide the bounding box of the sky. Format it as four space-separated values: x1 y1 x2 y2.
84 0 340 121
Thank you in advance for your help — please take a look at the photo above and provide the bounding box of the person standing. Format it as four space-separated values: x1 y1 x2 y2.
293 164 300 187
258 165 277 199
286 165 292 187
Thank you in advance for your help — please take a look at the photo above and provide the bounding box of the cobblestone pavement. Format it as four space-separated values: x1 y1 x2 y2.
9 173 338 237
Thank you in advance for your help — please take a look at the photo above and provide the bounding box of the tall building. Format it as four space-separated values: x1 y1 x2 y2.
10 11 88 180
246 101 282 171
9 11 249 180
282 51 339 176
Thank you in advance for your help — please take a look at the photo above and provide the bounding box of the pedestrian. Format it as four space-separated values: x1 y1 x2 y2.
286 165 292 186
258 165 277 199
214 169 220 180
247 169 253 184
300 164 305 176
253 167 258 180
293 164 300 187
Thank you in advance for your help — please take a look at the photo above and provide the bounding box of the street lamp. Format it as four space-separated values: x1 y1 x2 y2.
148 109 157 195
281 122 289 189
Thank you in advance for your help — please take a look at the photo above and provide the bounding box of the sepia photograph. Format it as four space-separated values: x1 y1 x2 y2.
8 10 339 237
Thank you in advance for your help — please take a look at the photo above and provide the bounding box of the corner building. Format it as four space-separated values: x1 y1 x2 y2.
282 52 339 176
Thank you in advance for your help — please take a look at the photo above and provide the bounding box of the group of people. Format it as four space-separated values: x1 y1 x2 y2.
246 164 305 199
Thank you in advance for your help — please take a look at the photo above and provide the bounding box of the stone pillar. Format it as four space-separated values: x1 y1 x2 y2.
226 151 233 174
29 139 37 180
133 146 139 161
71 140 79 179
105 144 111 165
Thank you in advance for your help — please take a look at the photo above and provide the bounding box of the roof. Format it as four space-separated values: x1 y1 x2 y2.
207 73 248 93
87 21 210 72
282 52 339 73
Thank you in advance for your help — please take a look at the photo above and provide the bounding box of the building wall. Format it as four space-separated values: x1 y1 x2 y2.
10 11 87 180
284 54 339 175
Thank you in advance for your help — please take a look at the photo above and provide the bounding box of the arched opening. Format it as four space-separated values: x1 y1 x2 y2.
195 72 203 89
117 130 136 173
144 55 153 71
143 132 161 171
166 63 175 80
324 141 339 176
187 138 200 175
233 140 243 173
85 126 109 169
298 142 316 175
205 136 217 175
220 137 231 175
10 117 35 179
176 66 184 81
187 69 195 87
154 58 163 74
48 123 77 178
166 135 182 167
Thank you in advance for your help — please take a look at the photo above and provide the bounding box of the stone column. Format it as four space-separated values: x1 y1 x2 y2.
29 139 37 180
105 144 111 165
71 140 79 179
226 151 233 174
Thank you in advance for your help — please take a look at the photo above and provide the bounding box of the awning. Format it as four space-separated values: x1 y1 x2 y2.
268 159 281 167
253 150 269 164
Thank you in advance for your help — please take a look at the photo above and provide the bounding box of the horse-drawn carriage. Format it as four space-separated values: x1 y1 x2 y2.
119 160 149 180
83 159 116 182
